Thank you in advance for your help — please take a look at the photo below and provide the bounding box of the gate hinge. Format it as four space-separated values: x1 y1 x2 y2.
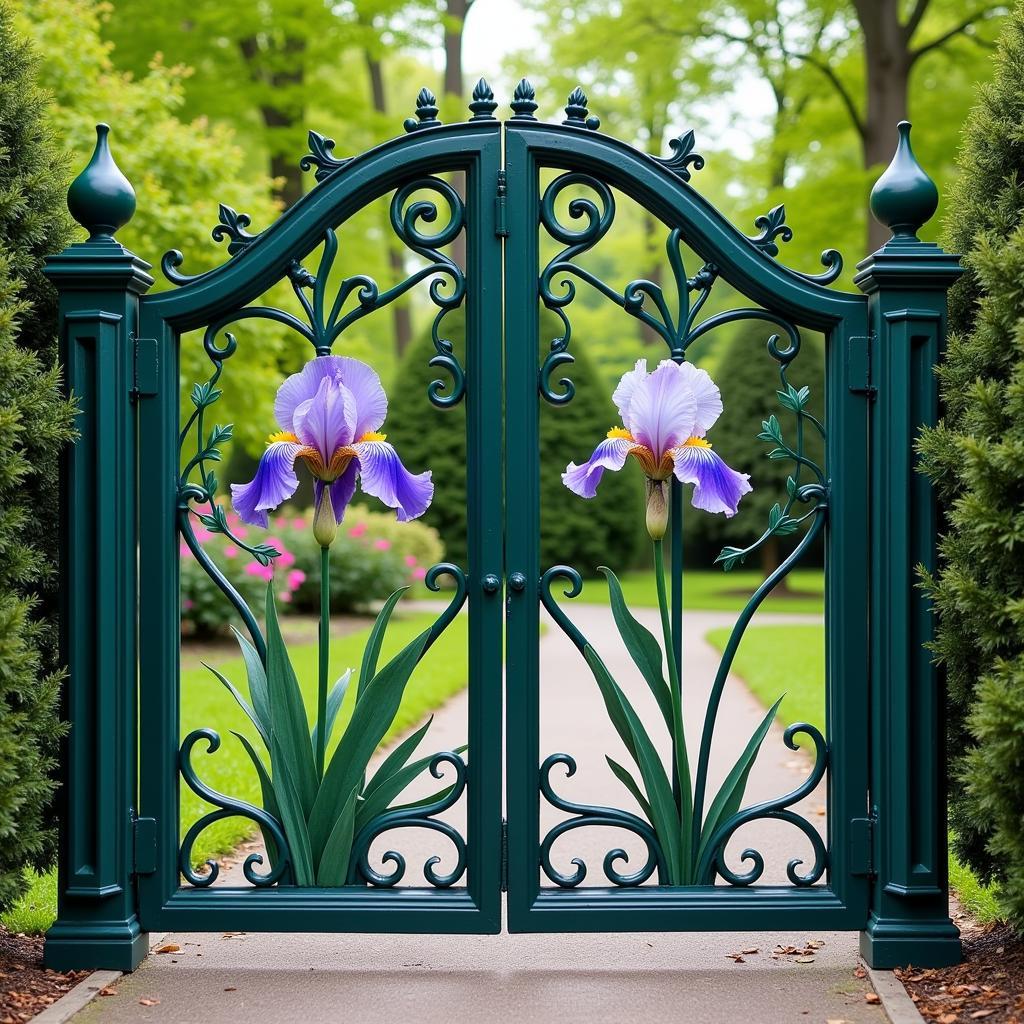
495 171 509 238
847 334 876 398
850 816 876 879
500 818 509 892
131 333 159 400
133 815 158 876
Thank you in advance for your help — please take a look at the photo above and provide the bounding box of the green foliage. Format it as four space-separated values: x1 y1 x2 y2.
580 567 779 884
917 2 1024 928
21 0 296 454
0 2 76 912
386 309 643 573
695 325 825 574
211 586 458 885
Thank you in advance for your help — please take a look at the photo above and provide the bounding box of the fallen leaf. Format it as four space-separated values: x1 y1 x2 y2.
795 956 816 964
740 947 759 955
155 944 180 954
99 987 118 997
139 998 160 1006
970 1012 996 1020
853 965 867 979
938 1015 957 1024
864 993 880 1005
224 986 237 992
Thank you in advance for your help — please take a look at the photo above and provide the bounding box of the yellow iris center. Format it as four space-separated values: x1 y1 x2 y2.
606 426 634 440
682 436 712 449
359 431 387 442
268 430 300 444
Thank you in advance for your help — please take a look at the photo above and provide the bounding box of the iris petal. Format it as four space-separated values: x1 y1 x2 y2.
230 441 303 527
562 436 633 498
674 360 723 435
273 355 387 439
351 440 433 522
612 358 648 423
625 361 698 458
672 441 752 517
293 377 356 460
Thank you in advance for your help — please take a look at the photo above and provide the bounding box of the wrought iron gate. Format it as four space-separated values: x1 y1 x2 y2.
45 81 963 973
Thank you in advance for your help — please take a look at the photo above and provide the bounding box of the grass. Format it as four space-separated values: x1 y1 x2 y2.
577 567 824 614
1 869 57 935
2 608 468 936
706 621 1004 926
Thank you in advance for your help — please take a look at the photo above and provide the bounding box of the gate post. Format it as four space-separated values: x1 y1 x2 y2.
854 122 963 969
43 126 152 971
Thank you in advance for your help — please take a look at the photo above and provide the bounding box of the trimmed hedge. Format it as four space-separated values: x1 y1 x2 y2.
0 2 76 911
918 1 1024 928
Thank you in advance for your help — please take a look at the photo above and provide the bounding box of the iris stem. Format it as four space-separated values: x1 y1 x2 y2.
316 544 330 780
653 538 681 703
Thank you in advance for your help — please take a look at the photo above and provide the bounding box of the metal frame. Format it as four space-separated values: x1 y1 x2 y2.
44 84 962 972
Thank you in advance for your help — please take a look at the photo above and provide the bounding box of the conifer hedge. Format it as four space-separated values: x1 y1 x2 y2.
0 2 76 911
918 1 1024 927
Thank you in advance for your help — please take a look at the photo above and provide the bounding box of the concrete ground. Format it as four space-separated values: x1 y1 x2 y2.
73 604 887 1024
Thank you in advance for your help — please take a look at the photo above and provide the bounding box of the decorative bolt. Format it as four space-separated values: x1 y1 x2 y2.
563 86 599 130
404 87 441 133
482 573 501 594
508 572 527 592
869 121 939 242
510 78 538 121
67 124 136 240
468 78 498 120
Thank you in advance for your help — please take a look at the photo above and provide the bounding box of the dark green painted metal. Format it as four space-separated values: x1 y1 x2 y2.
43 123 152 969
47 92 960 971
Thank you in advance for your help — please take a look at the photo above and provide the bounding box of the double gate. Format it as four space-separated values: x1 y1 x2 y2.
45 82 963 971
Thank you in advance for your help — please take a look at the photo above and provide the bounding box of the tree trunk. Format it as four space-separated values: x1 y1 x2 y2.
854 0 912 252
759 534 790 591
240 35 306 208
365 49 413 358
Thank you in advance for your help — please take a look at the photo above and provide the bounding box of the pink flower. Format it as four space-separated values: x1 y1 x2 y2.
373 538 391 551
413 567 427 580
182 598 194 610
193 527 213 543
348 522 368 538
287 569 306 590
279 590 292 603
292 517 308 529
224 545 239 558
234 526 248 538
277 550 296 569
245 562 274 582
405 554 418 567
179 542 192 558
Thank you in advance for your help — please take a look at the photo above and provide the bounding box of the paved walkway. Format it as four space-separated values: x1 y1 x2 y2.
74 606 886 1024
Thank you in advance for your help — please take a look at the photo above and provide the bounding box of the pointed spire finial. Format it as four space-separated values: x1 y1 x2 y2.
510 78 538 121
869 121 939 242
67 124 136 240
404 87 441 133
468 78 498 120
563 87 599 130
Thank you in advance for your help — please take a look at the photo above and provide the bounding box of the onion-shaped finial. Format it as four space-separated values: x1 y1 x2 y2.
67 124 136 240
563 86 600 130
510 78 538 120
869 121 939 241
404 87 441 133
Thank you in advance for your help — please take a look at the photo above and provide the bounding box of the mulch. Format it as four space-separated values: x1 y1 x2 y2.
897 921 1024 1023
0 927 87 1023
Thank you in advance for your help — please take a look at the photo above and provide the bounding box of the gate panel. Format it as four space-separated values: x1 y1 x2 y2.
137 123 503 933
503 119 871 931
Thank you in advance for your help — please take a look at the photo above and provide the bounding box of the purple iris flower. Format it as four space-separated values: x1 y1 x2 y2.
230 356 433 538
563 358 751 518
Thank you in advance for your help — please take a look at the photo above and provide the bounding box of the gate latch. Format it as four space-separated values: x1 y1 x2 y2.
849 816 875 878
133 816 158 876
847 335 875 398
131 334 159 400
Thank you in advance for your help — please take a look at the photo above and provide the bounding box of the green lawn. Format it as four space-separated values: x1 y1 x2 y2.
577 568 824 614
2 609 468 935
705 622 1004 925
